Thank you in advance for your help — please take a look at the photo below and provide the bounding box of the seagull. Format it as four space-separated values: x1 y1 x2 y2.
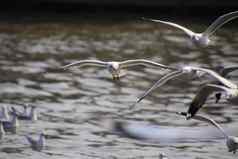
136 66 238 107
11 105 37 121
25 132 45 151
143 11 238 47
0 122 5 140
178 112 238 154
61 59 177 80
2 113 19 133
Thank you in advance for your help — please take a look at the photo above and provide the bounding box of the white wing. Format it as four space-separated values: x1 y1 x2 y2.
137 70 184 103
189 66 237 89
120 59 177 70
143 17 195 37
61 60 107 70
203 11 238 36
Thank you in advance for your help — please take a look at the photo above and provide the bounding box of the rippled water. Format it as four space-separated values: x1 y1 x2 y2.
0 17 238 159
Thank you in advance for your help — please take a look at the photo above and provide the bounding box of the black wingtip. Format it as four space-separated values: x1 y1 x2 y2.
136 96 144 103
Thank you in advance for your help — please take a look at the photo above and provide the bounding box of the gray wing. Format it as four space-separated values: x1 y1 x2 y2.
142 17 195 37
203 11 238 37
187 84 229 117
137 70 184 103
120 59 177 70
189 66 237 89
61 60 107 70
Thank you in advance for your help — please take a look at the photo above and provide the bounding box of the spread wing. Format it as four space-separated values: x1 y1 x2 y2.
137 70 184 103
142 17 195 37
61 60 107 70
120 59 177 70
203 11 238 37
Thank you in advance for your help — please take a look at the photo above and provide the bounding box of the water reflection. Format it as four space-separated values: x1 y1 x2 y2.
0 19 237 159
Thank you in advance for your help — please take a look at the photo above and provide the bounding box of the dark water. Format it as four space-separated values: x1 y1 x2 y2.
0 18 238 159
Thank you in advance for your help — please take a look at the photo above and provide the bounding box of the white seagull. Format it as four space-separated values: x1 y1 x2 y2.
136 66 238 109
62 59 177 80
143 11 238 47
25 132 45 151
178 112 238 154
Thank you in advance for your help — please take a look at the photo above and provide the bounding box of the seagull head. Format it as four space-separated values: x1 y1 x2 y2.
107 62 120 80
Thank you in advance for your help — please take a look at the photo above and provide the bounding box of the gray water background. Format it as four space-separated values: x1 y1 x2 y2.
0 13 238 159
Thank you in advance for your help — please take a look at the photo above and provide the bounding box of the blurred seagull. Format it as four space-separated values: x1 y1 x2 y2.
11 105 37 121
143 11 238 47
25 132 45 151
2 113 19 133
62 59 177 80
178 112 238 154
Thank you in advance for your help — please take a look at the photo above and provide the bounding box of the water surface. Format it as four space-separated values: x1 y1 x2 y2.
0 17 238 159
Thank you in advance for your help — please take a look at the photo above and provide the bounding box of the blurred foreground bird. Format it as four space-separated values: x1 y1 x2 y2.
143 11 238 47
178 112 238 154
62 59 177 80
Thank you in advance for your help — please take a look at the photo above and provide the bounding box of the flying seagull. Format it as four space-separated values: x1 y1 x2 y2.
62 59 177 80
178 112 238 154
143 11 238 47
136 66 238 107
